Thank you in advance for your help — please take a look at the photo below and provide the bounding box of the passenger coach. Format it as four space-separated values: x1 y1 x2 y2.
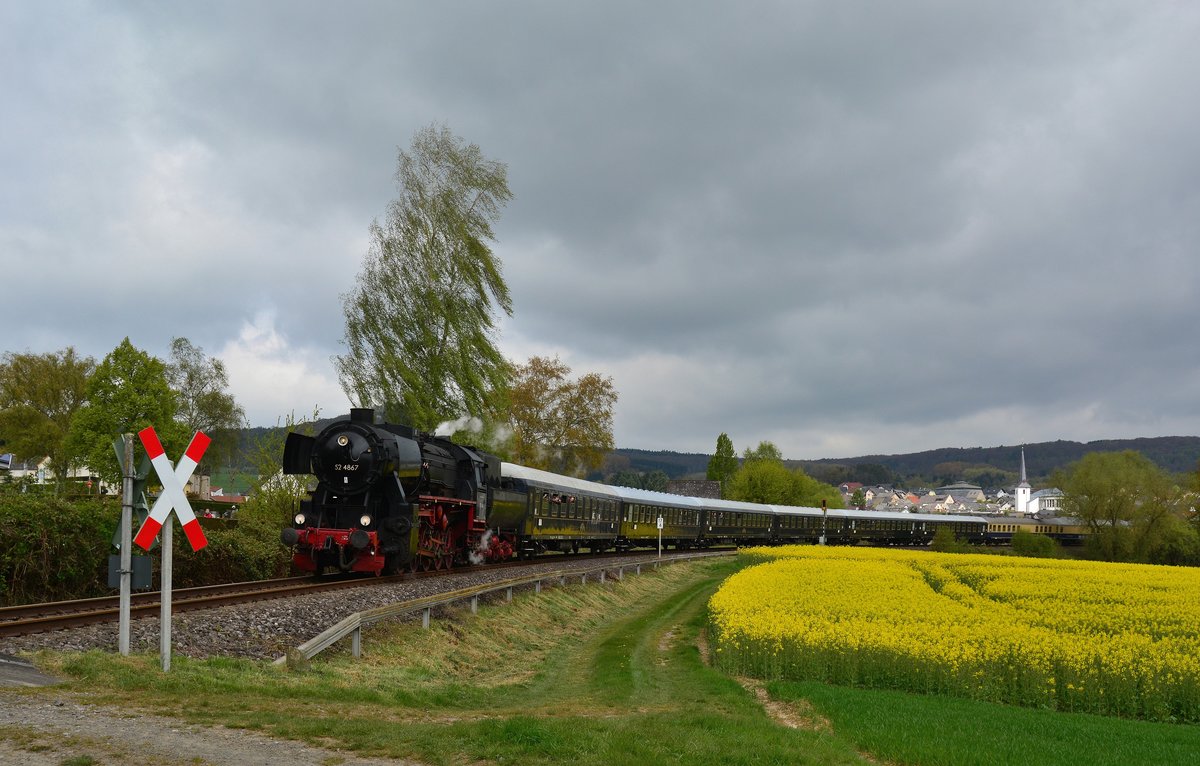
610 485 703 551
496 463 622 557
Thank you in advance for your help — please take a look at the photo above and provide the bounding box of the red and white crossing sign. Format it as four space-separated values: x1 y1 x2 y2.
133 427 211 552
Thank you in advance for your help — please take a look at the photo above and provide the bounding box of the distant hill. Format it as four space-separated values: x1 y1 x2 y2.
613 436 1200 488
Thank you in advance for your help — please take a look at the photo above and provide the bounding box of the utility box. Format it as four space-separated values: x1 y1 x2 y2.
108 555 152 590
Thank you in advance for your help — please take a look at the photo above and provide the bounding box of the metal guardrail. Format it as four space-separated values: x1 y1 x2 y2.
274 551 733 666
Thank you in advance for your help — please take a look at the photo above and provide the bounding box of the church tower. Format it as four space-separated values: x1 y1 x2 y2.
1015 446 1031 516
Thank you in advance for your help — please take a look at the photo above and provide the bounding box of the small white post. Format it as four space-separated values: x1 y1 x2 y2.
422 608 431 629
352 627 361 658
160 519 172 672
119 434 133 656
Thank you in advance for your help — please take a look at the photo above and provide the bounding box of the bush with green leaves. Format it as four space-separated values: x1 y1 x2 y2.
1011 529 1059 558
930 525 973 554
0 490 118 605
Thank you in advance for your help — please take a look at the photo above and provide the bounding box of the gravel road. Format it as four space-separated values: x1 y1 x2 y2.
0 693 421 765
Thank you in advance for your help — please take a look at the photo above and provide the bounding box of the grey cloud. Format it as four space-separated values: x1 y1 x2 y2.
3 1 1199 455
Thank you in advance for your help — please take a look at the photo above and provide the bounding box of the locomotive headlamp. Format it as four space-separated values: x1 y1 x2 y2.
359 514 373 527
294 513 306 526
337 434 349 447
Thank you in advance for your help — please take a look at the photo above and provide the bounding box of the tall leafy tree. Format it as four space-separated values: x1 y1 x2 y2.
336 123 513 431
726 440 844 509
507 355 617 476
1059 450 1187 562
850 487 867 509
166 337 247 473
743 441 784 464
66 338 179 487
706 433 738 491
0 348 95 488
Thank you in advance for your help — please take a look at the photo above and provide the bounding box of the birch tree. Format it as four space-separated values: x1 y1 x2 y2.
336 124 513 431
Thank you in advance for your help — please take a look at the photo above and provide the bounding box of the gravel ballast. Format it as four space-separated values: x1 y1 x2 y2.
2 553 697 661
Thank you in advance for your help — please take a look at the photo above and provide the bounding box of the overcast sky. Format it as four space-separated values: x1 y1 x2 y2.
3 1 1198 461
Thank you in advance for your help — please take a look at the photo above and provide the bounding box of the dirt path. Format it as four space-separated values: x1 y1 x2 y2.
0 691 421 766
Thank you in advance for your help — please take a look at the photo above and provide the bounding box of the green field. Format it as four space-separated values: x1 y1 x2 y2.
9 558 1200 765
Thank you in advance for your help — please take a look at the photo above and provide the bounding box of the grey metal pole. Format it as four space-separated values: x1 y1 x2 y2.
160 518 172 672
119 434 133 655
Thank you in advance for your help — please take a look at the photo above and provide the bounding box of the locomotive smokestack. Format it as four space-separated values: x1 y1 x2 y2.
350 408 376 424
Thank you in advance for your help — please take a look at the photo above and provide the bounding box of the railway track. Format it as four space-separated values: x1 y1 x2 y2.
0 575 365 639
0 549 715 639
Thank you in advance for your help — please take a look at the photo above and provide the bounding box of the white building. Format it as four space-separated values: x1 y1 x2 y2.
1013 447 1065 517
1014 447 1032 516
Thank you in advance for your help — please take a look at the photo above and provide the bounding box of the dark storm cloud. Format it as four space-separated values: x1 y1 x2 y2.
2 1 1198 457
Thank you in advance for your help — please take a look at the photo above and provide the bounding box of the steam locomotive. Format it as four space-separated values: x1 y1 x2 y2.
279 409 989 575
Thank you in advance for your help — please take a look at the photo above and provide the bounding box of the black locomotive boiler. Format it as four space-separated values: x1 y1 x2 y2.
280 408 506 574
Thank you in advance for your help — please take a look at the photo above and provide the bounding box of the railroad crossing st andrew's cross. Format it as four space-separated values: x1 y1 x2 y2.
133 427 211 552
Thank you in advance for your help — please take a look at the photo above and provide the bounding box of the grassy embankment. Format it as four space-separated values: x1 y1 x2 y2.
9 557 1200 765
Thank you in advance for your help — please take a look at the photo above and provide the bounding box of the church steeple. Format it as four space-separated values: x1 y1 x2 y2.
1015 446 1032 515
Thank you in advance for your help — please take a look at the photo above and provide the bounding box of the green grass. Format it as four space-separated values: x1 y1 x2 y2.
18 557 1200 765
774 680 1200 766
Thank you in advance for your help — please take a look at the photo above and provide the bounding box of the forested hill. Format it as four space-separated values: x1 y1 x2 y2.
817 436 1200 480
614 436 1200 486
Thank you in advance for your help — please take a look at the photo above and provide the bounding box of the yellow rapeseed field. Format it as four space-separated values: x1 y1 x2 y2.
708 546 1200 722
